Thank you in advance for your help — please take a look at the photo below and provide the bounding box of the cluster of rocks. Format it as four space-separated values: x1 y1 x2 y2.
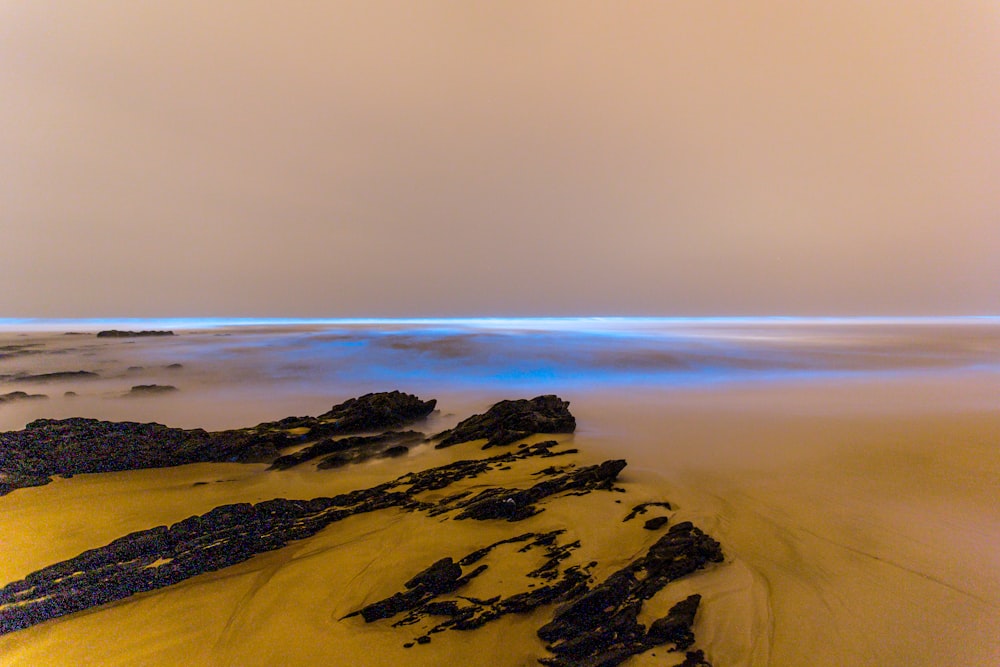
0 437 619 635
537 520 723 666
95 330 175 338
348 530 593 632
0 393 723 664
0 391 437 495
349 516 722 667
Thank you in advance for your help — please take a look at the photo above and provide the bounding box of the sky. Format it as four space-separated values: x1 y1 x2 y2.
2 1 998 318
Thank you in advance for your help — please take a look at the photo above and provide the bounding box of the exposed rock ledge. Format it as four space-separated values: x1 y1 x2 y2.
0 391 437 495
0 394 723 665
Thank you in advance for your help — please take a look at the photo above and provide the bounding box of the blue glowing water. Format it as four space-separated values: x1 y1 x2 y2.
1 317 998 430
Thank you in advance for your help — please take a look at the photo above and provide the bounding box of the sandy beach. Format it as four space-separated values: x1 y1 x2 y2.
0 320 998 665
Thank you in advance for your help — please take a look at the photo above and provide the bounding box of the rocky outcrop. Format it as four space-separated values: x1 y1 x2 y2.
346 507 721 664
7 371 98 382
0 391 48 404
0 395 721 665
0 418 283 491
96 330 175 338
536 521 722 666
127 384 178 395
317 391 437 432
0 438 625 635
0 391 438 494
434 395 576 449
268 431 424 470
450 459 626 521
347 531 592 635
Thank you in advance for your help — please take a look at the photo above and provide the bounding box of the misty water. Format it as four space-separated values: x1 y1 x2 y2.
1 317 999 431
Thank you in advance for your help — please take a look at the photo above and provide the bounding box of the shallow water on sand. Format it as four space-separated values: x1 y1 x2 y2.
1 318 999 665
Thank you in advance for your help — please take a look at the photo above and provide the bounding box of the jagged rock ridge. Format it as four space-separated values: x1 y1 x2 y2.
0 441 623 635
0 391 436 495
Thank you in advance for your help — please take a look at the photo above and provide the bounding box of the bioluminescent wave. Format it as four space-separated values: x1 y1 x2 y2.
2 318 999 431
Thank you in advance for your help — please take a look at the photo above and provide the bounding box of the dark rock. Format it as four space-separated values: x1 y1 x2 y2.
0 391 48 404
405 558 463 593
318 391 436 432
643 516 669 530
538 524 721 666
64 391 77 397
0 434 585 633
0 417 280 493
646 595 701 650
96 330 175 338
0 391 439 494
380 445 409 458
452 459 627 521
269 431 423 470
434 395 576 449
0 396 720 664
8 371 98 383
165 363 184 369
349 532 590 635
623 501 673 522
127 384 178 395
676 649 713 666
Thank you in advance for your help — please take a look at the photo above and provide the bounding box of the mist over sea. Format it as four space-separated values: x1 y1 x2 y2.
1 317 999 431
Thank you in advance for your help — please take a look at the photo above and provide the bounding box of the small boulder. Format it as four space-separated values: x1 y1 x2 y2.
643 516 669 530
128 385 178 395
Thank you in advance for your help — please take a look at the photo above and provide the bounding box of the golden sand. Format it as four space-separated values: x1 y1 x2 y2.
1 372 998 665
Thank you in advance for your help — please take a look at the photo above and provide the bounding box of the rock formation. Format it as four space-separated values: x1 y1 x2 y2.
0 391 48 404
127 384 178 395
0 391 436 495
0 394 722 665
96 330 175 338
434 395 576 448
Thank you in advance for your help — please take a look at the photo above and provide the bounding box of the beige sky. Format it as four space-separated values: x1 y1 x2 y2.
2 1 998 317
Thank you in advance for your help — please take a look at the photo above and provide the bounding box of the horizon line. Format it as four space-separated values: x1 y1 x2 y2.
2 315 1000 332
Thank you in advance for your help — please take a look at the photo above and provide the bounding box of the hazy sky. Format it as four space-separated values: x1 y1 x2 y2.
2 2 998 317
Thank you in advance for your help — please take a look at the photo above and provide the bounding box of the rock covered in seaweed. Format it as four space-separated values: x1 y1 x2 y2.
434 395 576 449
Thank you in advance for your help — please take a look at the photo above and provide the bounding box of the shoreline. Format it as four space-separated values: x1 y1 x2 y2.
1 323 998 665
